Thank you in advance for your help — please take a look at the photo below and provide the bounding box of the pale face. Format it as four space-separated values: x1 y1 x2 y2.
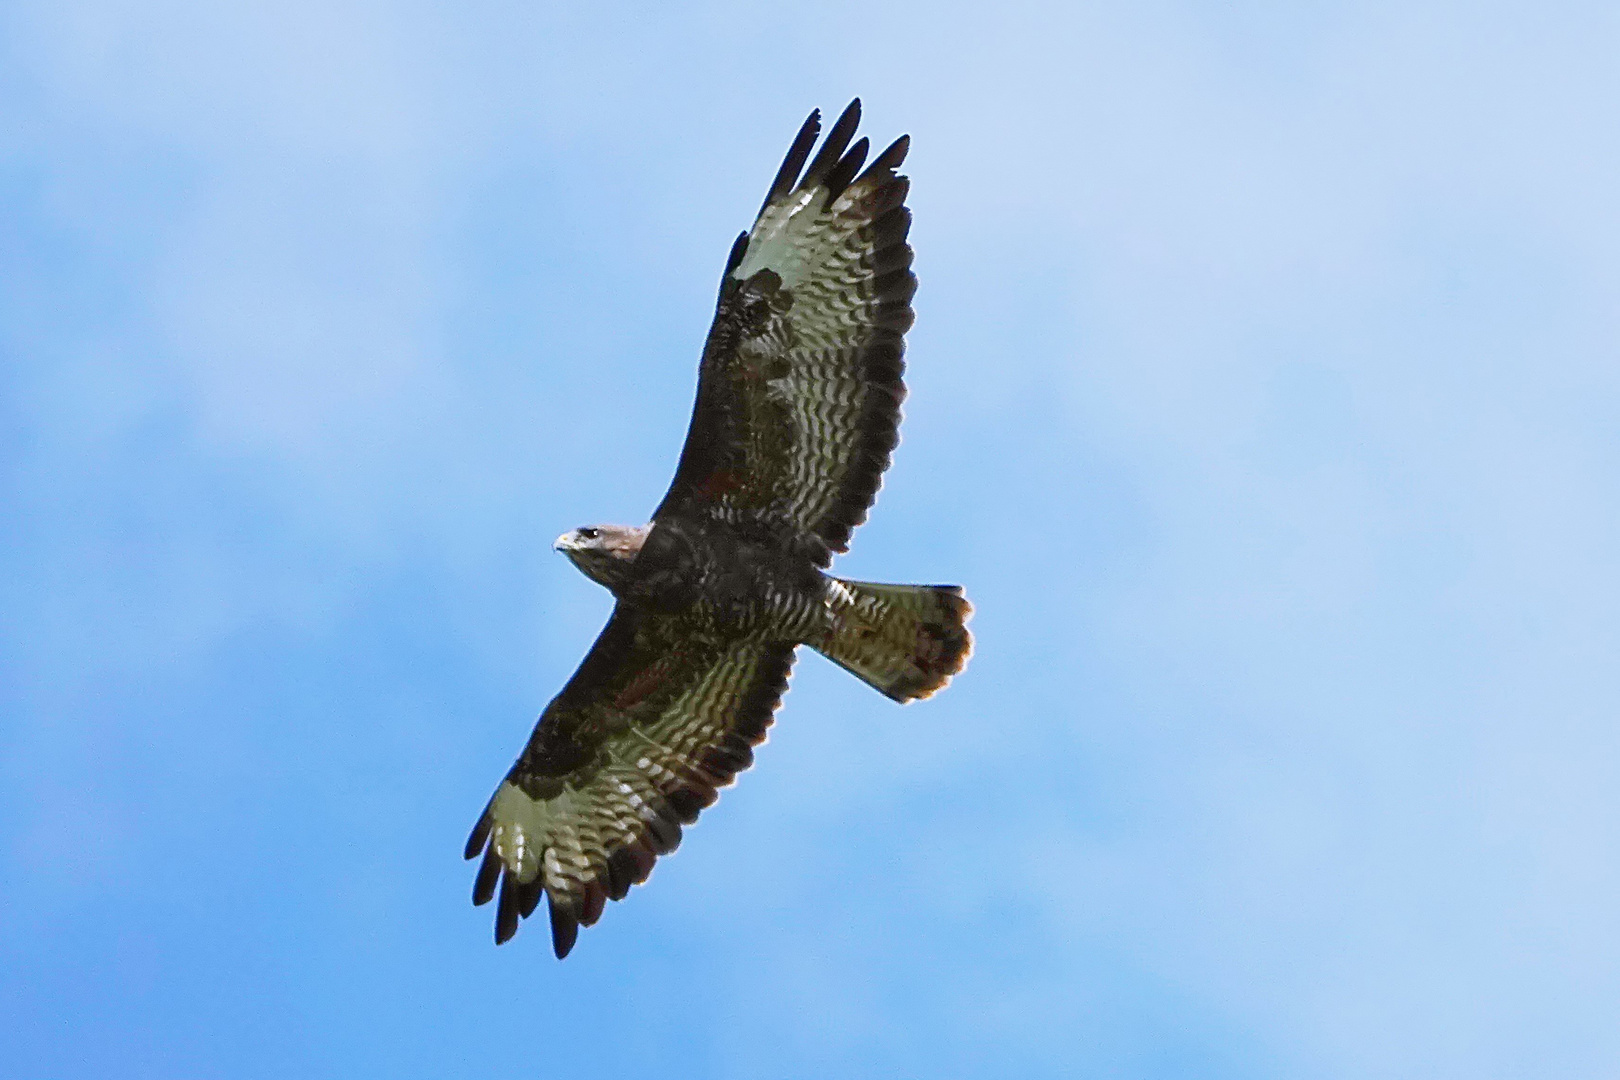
553 523 650 591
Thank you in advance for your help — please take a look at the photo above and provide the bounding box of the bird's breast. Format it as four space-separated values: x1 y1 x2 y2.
633 517 827 643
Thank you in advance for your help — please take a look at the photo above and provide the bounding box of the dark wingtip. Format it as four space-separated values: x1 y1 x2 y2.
580 880 607 928
472 844 502 907
802 99 862 189
723 230 749 278
605 848 634 901
643 812 683 855
549 894 580 959
495 872 520 945
464 804 493 860
823 136 870 203
517 876 544 919
761 108 822 216
859 134 910 184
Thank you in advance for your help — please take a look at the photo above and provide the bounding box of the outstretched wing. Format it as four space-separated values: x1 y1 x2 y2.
653 99 915 564
464 605 794 957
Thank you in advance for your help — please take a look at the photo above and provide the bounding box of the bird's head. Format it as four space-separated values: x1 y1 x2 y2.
553 523 651 592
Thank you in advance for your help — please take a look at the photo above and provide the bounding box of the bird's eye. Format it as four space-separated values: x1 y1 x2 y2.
579 528 599 541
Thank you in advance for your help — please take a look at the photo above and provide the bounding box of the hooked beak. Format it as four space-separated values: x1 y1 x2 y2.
553 531 575 553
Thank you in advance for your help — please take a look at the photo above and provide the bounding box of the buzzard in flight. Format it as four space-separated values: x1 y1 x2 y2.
465 100 971 957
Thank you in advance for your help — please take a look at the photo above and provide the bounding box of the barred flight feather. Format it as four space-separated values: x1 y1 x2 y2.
656 98 916 561
466 628 793 954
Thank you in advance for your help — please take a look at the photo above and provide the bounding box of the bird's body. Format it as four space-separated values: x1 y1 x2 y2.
466 101 971 957
624 516 830 640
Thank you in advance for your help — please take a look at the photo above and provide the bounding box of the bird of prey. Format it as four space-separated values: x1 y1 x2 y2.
465 100 971 957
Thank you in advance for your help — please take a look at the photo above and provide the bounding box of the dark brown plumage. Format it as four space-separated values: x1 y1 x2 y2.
465 101 971 956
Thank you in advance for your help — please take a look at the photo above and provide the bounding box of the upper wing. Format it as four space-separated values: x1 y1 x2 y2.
653 99 916 564
464 605 794 957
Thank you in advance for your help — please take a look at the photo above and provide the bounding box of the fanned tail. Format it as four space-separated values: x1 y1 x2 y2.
814 579 972 702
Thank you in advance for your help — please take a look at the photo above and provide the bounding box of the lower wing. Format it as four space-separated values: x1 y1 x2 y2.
464 607 795 957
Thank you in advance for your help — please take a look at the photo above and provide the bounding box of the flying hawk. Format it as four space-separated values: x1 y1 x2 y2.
465 100 972 957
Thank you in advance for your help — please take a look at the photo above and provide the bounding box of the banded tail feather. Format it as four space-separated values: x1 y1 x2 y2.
816 579 972 702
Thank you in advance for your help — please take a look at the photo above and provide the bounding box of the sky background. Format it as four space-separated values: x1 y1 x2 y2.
4 1 1619 1077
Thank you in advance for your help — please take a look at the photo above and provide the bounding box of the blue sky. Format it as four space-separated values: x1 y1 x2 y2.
5 1 1619 1076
